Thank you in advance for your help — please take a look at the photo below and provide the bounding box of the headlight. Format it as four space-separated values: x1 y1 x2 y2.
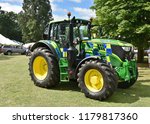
122 47 131 52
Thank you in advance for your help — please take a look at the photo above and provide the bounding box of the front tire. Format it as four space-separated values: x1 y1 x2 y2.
77 60 118 101
29 47 60 88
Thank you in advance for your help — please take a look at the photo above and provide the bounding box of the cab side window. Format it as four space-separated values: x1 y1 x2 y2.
50 23 58 41
50 23 69 48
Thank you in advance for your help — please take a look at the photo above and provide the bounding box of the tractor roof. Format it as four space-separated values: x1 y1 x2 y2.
49 18 90 24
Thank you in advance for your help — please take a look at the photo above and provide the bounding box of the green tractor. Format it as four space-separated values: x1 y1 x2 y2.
29 14 138 100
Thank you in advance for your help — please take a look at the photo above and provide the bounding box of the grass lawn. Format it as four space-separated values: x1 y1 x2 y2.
0 54 150 107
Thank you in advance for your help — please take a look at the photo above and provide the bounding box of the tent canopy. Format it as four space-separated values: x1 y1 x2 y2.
13 40 23 45
0 34 19 46
23 43 35 49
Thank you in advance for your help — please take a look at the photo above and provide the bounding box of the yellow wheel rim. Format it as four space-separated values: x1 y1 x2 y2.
84 69 104 92
33 56 48 80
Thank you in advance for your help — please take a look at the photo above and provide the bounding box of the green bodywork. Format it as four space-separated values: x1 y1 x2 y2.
33 38 137 83
82 39 137 82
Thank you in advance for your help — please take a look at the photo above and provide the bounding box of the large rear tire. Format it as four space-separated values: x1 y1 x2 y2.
29 47 60 88
77 60 118 101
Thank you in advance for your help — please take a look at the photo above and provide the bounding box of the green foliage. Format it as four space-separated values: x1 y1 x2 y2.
19 0 52 43
92 0 150 49
0 10 22 42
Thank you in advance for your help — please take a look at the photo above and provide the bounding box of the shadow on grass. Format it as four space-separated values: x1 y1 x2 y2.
138 75 144 77
139 71 150 75
108 79 150 103
51 81 80 92
51 79 150 103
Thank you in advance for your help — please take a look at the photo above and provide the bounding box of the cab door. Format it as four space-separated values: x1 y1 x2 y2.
49 23 70 57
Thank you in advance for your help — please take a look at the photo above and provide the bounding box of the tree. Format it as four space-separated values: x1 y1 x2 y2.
19 0 52 43
0 11 22 42
92 0 150 62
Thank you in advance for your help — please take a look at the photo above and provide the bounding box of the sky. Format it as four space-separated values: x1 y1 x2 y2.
0 0 96 20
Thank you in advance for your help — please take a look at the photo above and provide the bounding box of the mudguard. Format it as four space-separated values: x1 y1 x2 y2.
31 40 61 60
75 56 101 77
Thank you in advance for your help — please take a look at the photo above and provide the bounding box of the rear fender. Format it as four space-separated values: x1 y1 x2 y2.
31 40 61 60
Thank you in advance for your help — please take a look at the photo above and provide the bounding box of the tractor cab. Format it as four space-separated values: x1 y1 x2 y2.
43 18 91 54
43 17 93 66
43 18 91 41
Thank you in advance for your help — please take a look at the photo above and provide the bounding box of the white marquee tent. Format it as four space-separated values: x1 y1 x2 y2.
0 34 19 46
23 43 35 49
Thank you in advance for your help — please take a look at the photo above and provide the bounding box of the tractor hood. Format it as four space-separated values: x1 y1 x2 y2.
89 39 133 47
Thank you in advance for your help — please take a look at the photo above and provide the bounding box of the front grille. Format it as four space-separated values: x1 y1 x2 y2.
111 45 126 61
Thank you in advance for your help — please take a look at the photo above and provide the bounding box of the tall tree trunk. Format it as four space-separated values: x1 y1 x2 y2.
137 47 144 63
